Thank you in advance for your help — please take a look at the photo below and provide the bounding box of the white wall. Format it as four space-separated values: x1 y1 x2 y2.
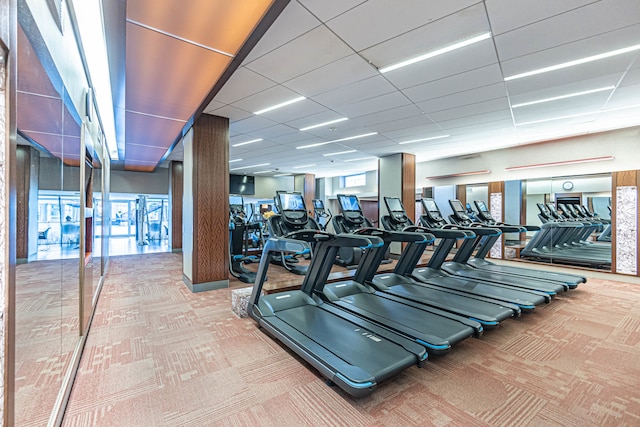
327 170 378 197
253 176 294 199
416 126 640 188
111 169 169 195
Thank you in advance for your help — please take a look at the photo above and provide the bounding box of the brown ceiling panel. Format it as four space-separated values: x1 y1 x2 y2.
17 92 63 135
125 144 169 159
124 160 160 172
17 25 61 97
125 110 186 148
127 0 274 55
21 131 63 154
125 22 232 120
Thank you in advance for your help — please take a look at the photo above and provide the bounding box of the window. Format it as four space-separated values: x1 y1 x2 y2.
341 173 367 188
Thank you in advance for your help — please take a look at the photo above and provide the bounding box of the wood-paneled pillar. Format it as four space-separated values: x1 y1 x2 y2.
488 181 505 259
379 153 415 253
611 170 639 275
16 146 38 262
294 173 315 214
168 160 182 253
182 114 229 292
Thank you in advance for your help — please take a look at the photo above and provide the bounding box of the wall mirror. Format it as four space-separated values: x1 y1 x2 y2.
15 21 83 425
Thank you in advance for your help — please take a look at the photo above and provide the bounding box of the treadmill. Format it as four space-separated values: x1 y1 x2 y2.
310 229 482 355
331 194 377 268
442 199 567 295
249 231 427 397
468 200 586 288
353 223 518 329
383 197 550 311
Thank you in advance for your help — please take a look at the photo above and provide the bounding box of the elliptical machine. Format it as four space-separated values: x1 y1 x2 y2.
265 191 320 275
312 199 332 231
229 195 259 283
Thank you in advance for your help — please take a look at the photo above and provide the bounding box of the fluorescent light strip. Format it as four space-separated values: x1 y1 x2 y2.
296 132 378 149
516 110 598 126
426 170 491 179
505 156 614 171
505 44 640 81
232 138 263 147
229 159 243 163
274 173 292 177
254 170 275 174
398 134 449 145
254 96 306 115
299 117 348 131
344 157 376 162
379 32 492 73
323 150 357 156
511 86 615 108
293 164 316 169
230 163 270 171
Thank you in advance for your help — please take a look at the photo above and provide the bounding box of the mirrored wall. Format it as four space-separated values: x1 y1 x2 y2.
14 7 109 425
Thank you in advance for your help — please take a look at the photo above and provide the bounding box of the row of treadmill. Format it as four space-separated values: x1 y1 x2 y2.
248 192 586 397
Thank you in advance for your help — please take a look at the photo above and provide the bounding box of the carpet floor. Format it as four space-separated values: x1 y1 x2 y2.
62 253 640 426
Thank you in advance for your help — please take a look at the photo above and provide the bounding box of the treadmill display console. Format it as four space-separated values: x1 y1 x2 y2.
312 199 324 209
385 197 407 222
280 193 305 211
450 200 470 220
339 195 361 212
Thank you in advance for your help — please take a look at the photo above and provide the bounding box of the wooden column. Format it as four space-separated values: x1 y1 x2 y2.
402 153 416 223
294 173 315 213
456 184 466 205
182 114 229 292
16 146 38 261
168 160 182 252
611 170 639 275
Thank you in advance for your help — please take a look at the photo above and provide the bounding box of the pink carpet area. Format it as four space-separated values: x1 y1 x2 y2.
62 253 640 426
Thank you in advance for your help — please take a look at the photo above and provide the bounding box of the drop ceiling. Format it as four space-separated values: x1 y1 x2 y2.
158 0 640 178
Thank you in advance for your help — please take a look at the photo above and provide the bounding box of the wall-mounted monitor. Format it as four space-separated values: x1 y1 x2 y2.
229 174 255 195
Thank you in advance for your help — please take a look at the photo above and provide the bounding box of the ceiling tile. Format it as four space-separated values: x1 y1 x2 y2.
494 2 640 61
379 40 499 89
312 75 397 110
214 67 277 104
229 115 279 134
359 3 490 71
603 84 640 109
426 97 510 122
508 73 623 105
242 1 322 64
504 56 632 96
283 54 379 97
231 84 302 114
512 92 612 123
486 0 599 36
333 92 412 118
417 83 507 114
402 64 504 104
125 111 186 147
500 24 640 77
298 0 367 22
327 0 481 52
206 105 254 122
245 25 353 83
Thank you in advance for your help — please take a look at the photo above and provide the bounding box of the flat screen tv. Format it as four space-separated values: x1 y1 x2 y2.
229 174 255 195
